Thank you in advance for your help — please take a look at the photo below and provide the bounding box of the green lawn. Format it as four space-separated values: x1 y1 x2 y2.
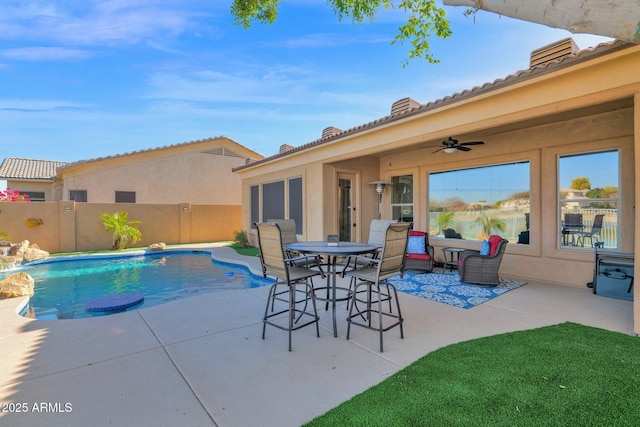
306 322 640 426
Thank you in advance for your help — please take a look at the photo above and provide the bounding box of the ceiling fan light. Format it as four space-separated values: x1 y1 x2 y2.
444 147 457 154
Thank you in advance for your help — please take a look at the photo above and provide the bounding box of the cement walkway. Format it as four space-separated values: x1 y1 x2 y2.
0 245 635 426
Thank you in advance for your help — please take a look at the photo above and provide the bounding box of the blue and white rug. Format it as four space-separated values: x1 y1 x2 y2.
387 271 526 309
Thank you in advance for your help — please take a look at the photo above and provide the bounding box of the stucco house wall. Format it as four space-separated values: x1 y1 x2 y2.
235 40 640 333
54 137 262 204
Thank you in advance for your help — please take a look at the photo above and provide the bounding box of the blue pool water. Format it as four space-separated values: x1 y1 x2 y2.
2 251 273 320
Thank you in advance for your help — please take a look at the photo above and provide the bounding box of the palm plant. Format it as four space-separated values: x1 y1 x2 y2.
435 211 455 234
475 213 506 240
0 230 9 240
100 211 142 250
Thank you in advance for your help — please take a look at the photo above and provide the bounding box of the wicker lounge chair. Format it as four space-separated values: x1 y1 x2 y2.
404 230 434 272
458 235 508 286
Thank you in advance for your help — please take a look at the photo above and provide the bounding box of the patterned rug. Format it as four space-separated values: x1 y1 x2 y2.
387 271 527 309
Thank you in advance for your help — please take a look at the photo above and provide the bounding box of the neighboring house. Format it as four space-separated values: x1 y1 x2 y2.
2 136 263 205
234 38 640 333
54 136 262 204
560 188 590 210
0 136 264 252
0 158 69 201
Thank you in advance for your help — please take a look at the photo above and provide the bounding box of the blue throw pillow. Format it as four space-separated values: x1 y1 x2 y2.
480 240 490 256
407 236 426 254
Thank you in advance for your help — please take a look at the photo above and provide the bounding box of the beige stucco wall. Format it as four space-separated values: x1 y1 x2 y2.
0 202 241 252
56 138 260 205
6 179 56 201
240 156 383 247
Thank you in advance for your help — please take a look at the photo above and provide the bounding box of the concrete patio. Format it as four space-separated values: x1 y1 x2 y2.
0 245 635 427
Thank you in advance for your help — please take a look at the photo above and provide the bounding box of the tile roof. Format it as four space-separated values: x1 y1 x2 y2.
0 158 68 180
58 135 262 172
234 39 631 172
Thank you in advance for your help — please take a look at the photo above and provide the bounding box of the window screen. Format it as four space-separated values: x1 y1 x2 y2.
115 191 136 203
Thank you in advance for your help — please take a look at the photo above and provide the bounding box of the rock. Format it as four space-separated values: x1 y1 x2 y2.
29 242 40 250
23 248 49 262
9 240 29 258
148 242 166 251
0 272 35 299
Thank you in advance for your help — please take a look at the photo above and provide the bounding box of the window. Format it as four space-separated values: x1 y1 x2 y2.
251 178 303 232
288 177 303 234
115 191 136 203
429 162 530 242
558 150 619 249
25 191 45 202
69 190 87 202
262 181 285 221
250 185 259 228
390 175 413 222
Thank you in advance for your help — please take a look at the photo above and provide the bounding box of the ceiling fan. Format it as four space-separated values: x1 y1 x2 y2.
432 137 484 154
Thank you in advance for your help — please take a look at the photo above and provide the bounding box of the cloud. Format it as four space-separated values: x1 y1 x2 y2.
261 32 392 49
0 1 220 46
0 47 92 61
0 99 91 112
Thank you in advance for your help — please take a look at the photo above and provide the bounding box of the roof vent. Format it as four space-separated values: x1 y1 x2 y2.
390 97 421 116
530 37 578 68
321 127 342 139
279 144 295 154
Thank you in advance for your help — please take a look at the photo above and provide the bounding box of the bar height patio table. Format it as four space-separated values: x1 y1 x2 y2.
287 241 378 337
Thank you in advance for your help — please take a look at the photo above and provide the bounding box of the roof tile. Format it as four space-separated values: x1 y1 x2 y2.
0 158 68 180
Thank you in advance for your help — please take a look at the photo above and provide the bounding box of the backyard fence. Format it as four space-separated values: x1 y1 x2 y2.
0 201 242 253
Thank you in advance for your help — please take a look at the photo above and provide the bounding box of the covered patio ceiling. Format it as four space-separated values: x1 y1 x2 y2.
338 97 635 160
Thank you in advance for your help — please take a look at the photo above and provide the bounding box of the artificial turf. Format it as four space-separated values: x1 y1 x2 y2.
305 322 640 426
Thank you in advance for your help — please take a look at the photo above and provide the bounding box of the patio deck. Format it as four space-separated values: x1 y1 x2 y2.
0 245 635 427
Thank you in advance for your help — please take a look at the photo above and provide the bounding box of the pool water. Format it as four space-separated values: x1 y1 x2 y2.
3 251 273 320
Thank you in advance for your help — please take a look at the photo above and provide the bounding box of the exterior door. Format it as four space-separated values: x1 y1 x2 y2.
338 172 358 242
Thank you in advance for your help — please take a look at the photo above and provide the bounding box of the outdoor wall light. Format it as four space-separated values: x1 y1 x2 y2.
369 180 390 219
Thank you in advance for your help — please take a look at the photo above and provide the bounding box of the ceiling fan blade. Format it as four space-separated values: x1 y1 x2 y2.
432 147 445 154
460 141 484 146
457 146 472 152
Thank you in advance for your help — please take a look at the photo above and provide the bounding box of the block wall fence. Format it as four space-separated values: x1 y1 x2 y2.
0 202 242 253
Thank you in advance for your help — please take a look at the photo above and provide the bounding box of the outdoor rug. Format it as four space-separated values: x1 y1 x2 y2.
387 271 527 309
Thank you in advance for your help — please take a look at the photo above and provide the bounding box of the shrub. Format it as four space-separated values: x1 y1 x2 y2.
100 211 142 250
234 230 250 248
0 188 31 202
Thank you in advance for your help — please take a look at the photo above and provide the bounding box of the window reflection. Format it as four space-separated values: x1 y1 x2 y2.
390 175 413 223
559 150 619 249
428 162 530 243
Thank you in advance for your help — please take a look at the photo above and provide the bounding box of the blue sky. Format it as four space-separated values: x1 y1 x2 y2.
0 0 613 169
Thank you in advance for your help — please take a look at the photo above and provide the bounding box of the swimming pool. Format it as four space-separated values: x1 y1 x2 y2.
2 251 273 320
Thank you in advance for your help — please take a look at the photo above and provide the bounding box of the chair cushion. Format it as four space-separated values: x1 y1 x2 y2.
488 235 503 256
407 235 426 254
407 253 431 261
480 240 490 256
